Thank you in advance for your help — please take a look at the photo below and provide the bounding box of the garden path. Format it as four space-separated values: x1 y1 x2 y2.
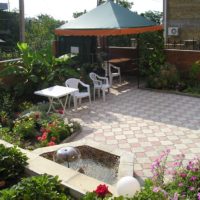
65 82 200 179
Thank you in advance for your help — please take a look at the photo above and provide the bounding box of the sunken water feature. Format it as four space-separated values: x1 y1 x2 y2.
42 145 120 184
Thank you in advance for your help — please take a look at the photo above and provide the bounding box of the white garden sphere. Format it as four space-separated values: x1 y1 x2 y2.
116 176 140 198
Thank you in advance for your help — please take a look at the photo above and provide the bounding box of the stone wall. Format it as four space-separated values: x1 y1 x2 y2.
167 0 200 40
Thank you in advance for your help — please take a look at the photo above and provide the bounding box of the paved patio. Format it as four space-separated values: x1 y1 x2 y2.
66 82 200 180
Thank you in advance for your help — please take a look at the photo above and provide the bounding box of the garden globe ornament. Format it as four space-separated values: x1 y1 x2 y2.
116 176 140 198
54 146 81 167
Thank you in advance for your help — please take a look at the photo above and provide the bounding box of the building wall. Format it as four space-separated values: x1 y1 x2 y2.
166 0 200 41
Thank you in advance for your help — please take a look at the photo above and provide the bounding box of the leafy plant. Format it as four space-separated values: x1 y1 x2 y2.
0 126 20 146
147 63 180 89
0 43 80 98
189 60 200 87
0 144 27 186
13 116 37 139
0 174 69 199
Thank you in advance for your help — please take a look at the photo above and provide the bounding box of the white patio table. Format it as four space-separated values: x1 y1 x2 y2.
34 85 78 114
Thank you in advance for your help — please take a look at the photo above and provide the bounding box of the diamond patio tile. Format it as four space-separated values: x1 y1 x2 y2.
145 151 159 157
103 132 114 136
175 144 188 150
94 136 106 142
161 141 174 146
180 139 193 144
118 143 131 149
136 157 151 164
167 136 179 140
123 130 134 135
106 140 118 145
112 127 122 132
135 152 146 157
115 135 126 140
140 142 152 147
147 137 159 142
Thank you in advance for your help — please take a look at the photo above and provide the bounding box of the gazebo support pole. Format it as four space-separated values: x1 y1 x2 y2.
136 34 140 89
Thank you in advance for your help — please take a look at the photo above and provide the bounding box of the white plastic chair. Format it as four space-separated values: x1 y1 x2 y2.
108 63 121 86
65 78 91 108
89 72 110 102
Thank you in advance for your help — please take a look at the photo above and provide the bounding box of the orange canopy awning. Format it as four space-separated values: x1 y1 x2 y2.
55 25 163 37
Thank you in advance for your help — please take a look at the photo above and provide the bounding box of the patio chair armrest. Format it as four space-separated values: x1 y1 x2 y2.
110 64 120 73
79 80 90 88
97 75 109 85
93 80 102 87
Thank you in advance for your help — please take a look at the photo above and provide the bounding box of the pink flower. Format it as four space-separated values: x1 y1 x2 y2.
190 176 197 181
180 173 187 178
189 187 195 191
178 183 183 187
153 187 160 193
197 193 200 200
48 141 56 146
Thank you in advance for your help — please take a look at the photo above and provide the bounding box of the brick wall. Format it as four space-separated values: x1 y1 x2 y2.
165 49 200 73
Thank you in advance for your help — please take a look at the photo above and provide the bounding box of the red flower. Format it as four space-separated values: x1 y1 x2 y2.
48 141 56 146
36 136 42 141
94 184 111 198
51 136 56 142
41 132 48 141
180 173 187 178
57 109 64 114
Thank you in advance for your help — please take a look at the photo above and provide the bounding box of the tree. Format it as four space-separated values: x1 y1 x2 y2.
73 10 87 18
25 14 64 50
141 11 163 25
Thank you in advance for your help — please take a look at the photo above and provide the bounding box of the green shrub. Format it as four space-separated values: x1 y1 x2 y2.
0 144 27 184
0 89 15 119
0 174 69 200
189 60 200 87
18 101 34 112
0 126 20 146
13 116 37 139
147 63 180 89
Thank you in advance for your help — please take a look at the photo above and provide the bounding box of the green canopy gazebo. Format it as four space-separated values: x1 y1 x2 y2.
55 0 162 36
54 0 163 79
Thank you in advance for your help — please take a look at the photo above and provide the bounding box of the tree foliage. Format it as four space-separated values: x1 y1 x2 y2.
73 10 87 18
141 11 163 25
25 14 64 50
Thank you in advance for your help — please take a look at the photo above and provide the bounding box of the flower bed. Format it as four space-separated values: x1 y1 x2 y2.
0 110 80 150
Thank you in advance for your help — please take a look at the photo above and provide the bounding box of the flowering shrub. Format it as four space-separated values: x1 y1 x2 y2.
36 119 74 147
4 111 80 149
83 184 112 200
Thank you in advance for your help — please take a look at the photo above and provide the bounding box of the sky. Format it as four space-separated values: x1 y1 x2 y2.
2 0 162 21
